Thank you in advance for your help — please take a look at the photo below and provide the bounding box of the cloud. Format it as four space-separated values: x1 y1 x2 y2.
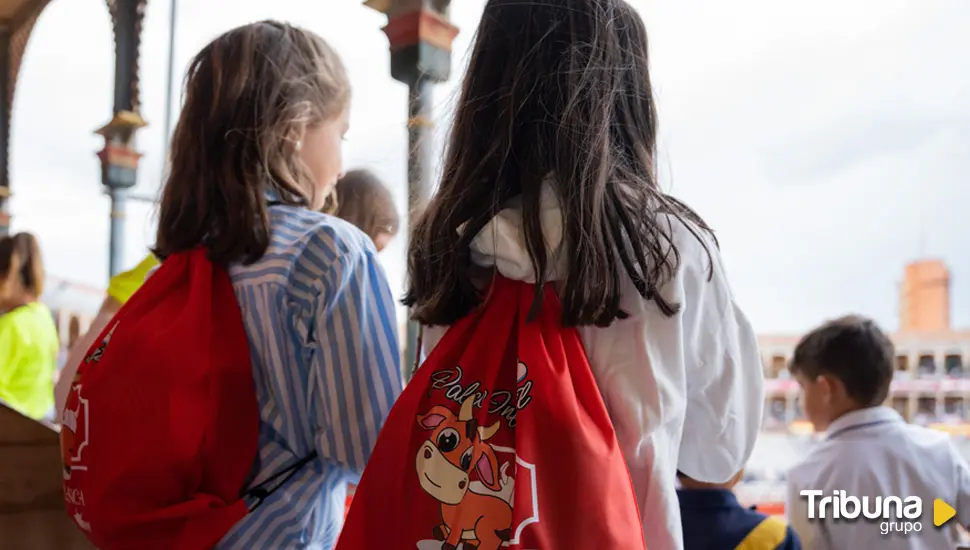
763 115 969 185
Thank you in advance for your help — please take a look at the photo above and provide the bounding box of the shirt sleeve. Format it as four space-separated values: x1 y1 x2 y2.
309 242 403 474
106 253 160 305
676 223 765 483
55 298 120 417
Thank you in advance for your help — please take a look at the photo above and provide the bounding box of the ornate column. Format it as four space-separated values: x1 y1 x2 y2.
364 0 459 377
0 0 53 235
97 0 147 276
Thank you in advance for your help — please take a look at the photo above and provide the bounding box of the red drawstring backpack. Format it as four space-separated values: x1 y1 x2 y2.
59 248 313 550
337 276 646 550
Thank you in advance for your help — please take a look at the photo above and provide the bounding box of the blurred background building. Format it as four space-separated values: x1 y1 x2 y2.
739 258 970 516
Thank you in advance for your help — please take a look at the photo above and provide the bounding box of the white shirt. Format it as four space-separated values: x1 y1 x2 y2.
787 406 970 550
421 186 765 550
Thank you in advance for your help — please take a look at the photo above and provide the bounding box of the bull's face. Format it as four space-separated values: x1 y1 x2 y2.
416 396 501 505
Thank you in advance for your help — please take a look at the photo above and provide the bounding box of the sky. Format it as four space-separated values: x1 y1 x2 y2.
8 0 970 335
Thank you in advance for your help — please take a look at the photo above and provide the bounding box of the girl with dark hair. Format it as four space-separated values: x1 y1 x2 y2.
404 1 764 547
0 232 59 419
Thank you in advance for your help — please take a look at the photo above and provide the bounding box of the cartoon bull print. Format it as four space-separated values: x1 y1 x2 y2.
416 396 512 550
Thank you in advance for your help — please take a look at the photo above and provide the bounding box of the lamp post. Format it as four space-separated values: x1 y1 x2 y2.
364 0 458 378
96 110 146 277
98 0 147 277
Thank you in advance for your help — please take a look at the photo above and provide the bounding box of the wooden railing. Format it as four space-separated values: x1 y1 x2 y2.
0 403 94 549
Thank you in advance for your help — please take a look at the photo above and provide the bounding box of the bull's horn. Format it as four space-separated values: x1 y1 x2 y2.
478 421 500 442
459 396 475 421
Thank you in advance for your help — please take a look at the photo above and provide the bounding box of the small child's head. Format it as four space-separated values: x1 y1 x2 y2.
155 21 350 265
0 232 44 309
677 470 744 491
333 170 399 252
790 315 894 432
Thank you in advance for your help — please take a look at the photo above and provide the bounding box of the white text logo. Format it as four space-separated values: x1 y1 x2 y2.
800 490 923 535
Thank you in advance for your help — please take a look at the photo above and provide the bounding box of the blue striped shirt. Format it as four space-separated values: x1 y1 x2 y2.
216 203 402 549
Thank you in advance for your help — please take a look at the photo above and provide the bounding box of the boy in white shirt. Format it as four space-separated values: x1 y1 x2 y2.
786 315 970 549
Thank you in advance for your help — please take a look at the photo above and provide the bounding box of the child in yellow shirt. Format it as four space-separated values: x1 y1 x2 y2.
0 233 59 419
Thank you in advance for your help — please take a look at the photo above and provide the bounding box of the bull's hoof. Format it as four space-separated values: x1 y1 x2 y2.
463 543 479 550
442 545 457 550
432 526 448 540
495 529 511 541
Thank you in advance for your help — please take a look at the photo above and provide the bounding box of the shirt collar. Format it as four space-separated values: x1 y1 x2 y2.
676 488 742 511
824 406 902 440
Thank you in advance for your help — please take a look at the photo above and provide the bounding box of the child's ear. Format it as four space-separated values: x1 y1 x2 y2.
818 374 846 403
289 124 308 153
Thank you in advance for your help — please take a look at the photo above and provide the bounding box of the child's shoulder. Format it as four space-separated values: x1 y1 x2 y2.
231 205 376 295
787 437 842 484
267 204 375 265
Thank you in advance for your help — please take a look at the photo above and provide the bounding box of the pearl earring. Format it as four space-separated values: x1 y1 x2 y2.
295 140 303 152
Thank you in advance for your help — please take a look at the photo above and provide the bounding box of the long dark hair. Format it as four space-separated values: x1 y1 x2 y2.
153 21 350 265
405 0 714 328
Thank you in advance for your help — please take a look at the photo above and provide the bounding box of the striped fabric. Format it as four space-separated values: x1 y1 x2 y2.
216 202 402 549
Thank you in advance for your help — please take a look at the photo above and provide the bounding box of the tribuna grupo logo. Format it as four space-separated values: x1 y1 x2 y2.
800 490 923 535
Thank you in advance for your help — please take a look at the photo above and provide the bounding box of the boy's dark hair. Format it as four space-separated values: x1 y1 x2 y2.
154 21 350 266
790 315 895 407
403 0 714 327
334 170 399 241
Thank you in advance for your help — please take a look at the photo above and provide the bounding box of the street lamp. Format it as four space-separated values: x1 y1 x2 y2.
95 109 146 277
364 0 458 378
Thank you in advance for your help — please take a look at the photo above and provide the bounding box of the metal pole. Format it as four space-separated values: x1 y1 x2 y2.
159 0 177 182
102 0 146 277
108 187 127 276
407 76 434 212
404 76 434 378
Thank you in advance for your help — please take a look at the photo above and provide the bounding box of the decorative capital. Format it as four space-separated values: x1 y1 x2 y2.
365 0 450 18
96 110 145 190
97 143 143 190
95 110 147 145
383 9 459 53
97 143 143 169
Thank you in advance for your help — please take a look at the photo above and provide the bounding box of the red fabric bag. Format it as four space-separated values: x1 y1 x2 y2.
59 248 260 550
337 276 645 550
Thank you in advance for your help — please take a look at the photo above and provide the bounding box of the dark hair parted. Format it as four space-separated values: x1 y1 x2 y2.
0 232 45 299
790 315 895 407
335 169 400 240
154 20 350 266
404 0 714 327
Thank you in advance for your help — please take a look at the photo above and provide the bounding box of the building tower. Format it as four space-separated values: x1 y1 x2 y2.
899 259 950 332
